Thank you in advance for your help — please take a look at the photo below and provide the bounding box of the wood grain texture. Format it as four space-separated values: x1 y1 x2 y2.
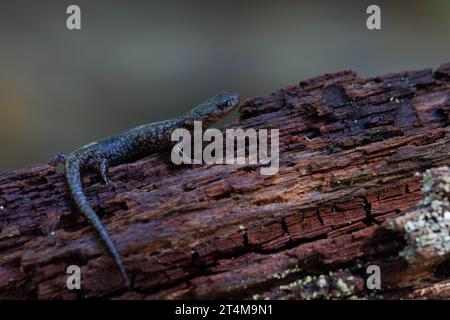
1 62 450 299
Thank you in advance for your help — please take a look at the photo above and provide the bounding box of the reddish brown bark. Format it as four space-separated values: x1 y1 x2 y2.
1 62 450 299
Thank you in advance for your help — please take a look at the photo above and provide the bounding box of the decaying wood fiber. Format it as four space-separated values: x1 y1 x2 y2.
1 62 450 299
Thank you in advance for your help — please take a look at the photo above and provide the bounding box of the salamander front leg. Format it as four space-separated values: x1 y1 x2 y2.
48 153 68 167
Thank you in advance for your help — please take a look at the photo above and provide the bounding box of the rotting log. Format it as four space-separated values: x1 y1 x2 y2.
1 62 450 299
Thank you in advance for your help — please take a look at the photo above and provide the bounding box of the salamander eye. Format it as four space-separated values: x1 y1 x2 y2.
217 101 230 110
215 92 239 110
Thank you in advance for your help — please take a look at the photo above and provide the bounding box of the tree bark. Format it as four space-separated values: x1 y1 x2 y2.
1 62 450 299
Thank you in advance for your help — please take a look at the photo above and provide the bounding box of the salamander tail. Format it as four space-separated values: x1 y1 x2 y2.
65 155 131 288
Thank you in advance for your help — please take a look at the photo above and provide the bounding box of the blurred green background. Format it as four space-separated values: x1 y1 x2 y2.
0 0 449 172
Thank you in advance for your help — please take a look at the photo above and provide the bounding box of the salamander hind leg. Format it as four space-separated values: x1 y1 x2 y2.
100 159 117 188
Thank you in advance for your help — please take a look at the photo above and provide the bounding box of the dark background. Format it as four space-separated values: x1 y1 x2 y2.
1 0 449 172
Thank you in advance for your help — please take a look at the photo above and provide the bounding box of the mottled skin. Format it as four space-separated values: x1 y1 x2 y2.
49 92 240 287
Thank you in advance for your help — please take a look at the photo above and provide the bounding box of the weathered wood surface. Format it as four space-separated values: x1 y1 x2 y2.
1 63 450 299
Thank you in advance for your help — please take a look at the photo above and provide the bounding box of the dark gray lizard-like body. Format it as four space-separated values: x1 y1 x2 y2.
49 92 240 287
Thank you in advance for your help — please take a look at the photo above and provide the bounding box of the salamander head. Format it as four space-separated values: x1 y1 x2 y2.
212 91 240 113
188 91 240 124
